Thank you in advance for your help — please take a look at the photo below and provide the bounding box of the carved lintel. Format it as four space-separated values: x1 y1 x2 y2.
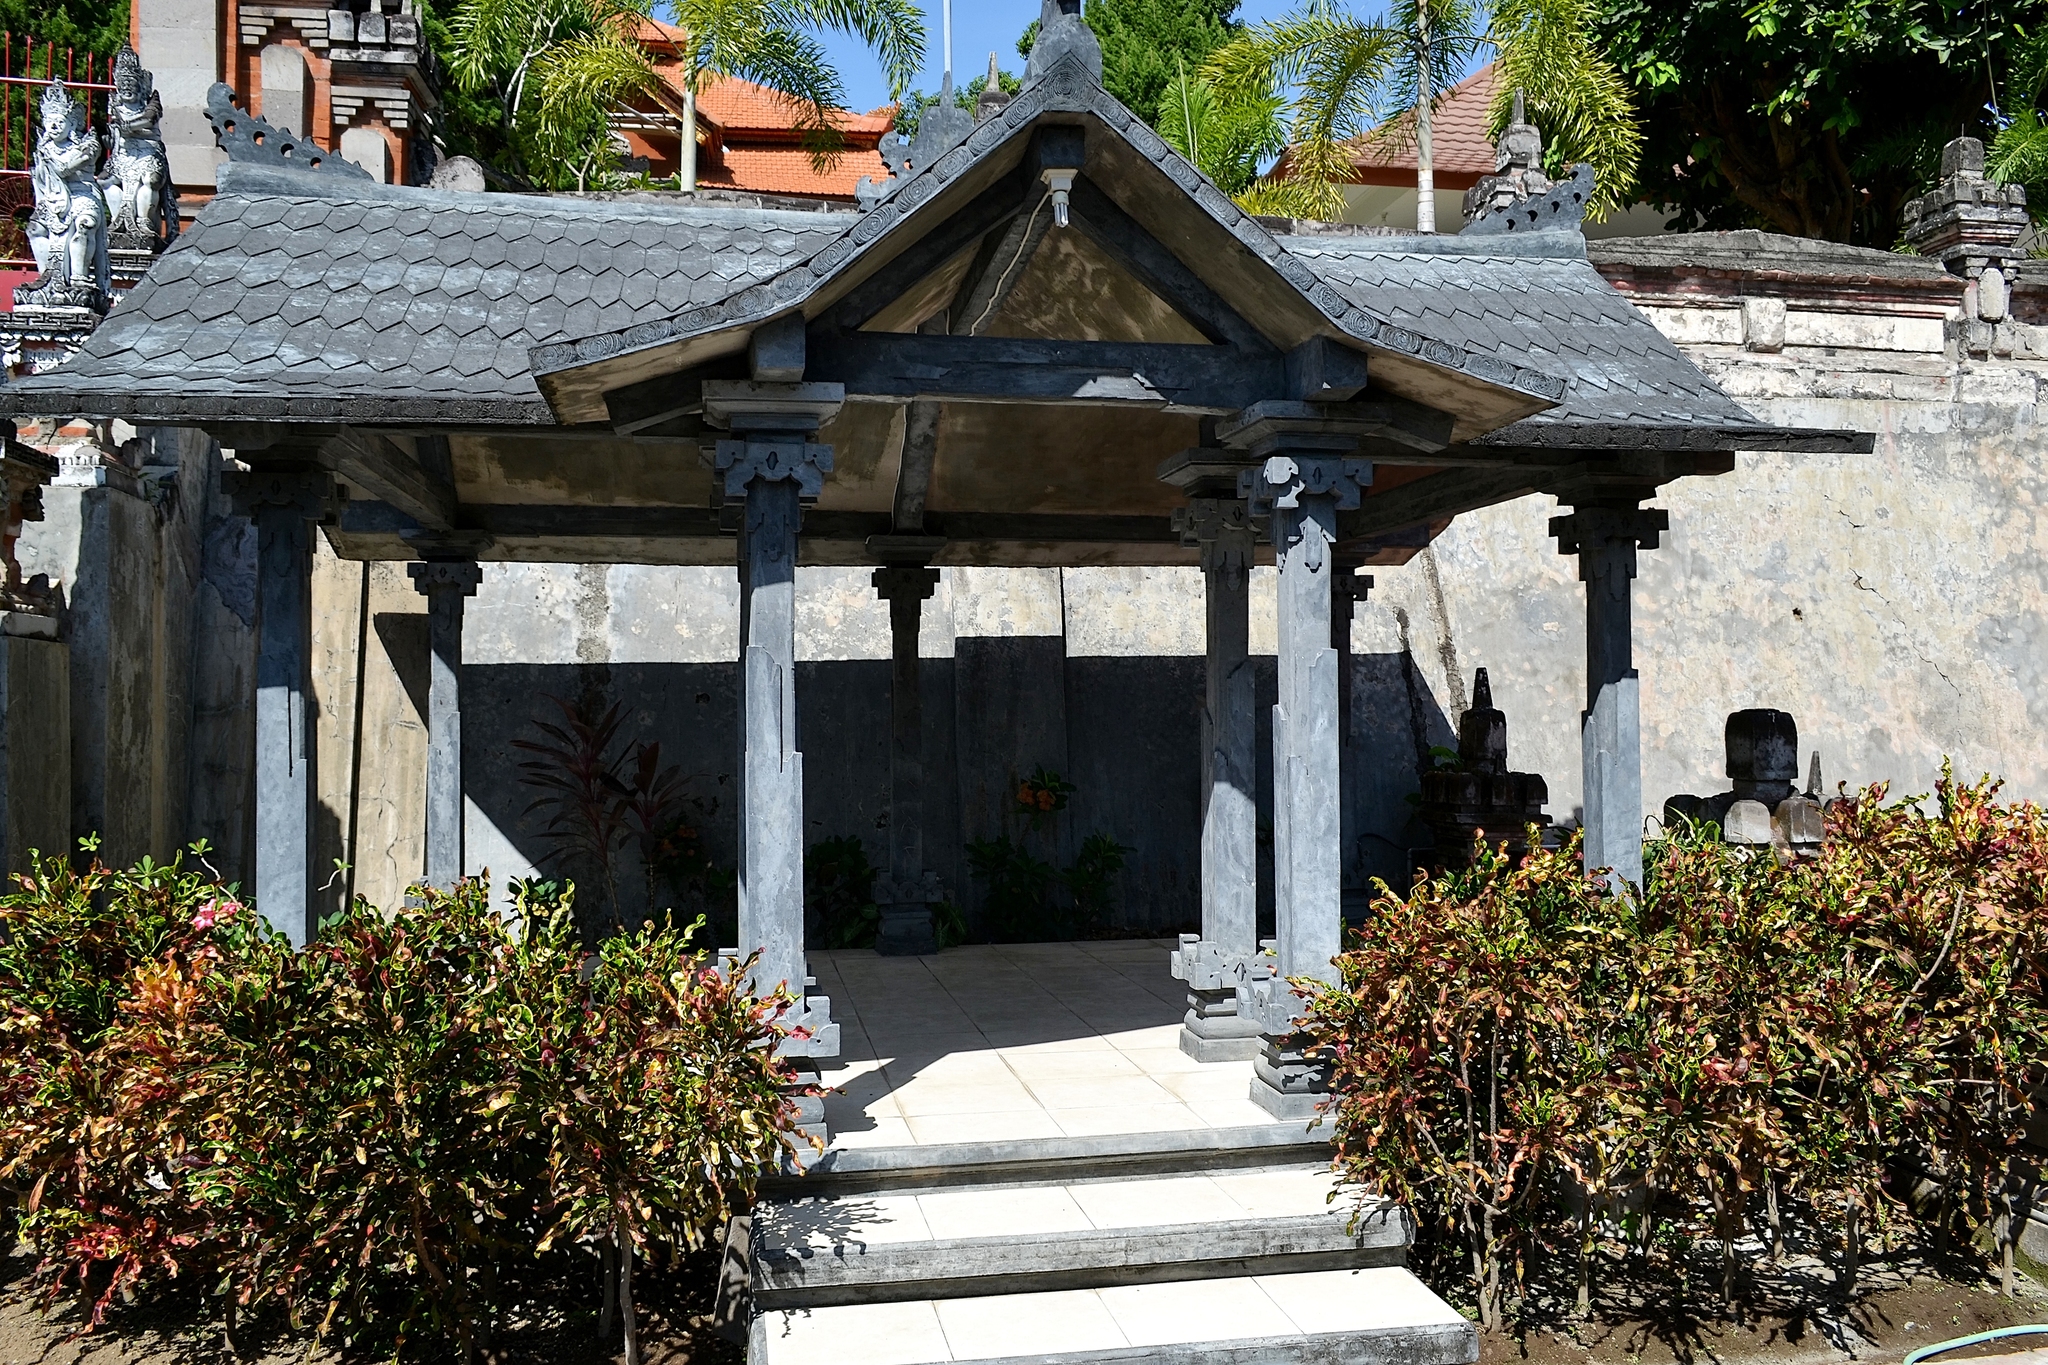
1549 506 1669 582
1237 454 1372 516
407 560 483 597
223 469 341 521
713 437 834 503
1171 497 1260 574
871 564 940 603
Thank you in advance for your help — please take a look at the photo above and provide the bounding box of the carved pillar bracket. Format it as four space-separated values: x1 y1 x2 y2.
1550 505 1668 892
225 469 340 947
706 385 845 1093
407 556 484 891
1228 435 1368 1117
871 557 946 956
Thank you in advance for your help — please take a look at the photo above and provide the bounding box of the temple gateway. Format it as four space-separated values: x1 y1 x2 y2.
2 6 1871 1360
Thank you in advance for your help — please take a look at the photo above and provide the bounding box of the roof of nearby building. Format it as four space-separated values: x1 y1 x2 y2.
1341 63 1500 187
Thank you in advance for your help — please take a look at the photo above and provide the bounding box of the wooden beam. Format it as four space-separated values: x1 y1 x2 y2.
806 330 1283 411
322 427 457 531
1336 466 1546 541
820 166 1034 332
1066 177 1274 353
893 400 940 532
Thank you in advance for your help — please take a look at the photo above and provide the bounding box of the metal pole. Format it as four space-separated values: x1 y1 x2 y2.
943 0 952 84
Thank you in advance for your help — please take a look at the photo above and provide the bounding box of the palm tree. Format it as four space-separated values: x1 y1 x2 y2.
1157 56 1288 201
1206 0 1640 227
1989 27 2048 231
448 0 925 192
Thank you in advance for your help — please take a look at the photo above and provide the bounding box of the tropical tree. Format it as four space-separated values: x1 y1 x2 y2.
1157 56 1287 199
1989 25 2048 234
1207 0 1641 227
1596 0 2047 246
447 0 925 192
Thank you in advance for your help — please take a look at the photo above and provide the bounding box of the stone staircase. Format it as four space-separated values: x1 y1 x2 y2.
740 1124 1478 1365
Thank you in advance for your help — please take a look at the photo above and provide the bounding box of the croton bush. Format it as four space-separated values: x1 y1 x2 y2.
1303 769 2048 1331
0 849 809 1360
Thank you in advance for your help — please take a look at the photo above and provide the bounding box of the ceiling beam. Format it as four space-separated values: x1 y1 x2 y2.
1066 176 1275 353
806 330 1282 411
820 166 1033 333
322 427 457 531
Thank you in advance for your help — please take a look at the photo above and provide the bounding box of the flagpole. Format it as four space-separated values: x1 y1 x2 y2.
943 0 953 84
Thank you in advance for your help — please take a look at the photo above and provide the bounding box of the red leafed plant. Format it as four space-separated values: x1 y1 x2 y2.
0 847 809 1363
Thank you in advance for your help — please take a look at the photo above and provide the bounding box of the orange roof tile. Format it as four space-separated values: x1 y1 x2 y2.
1342 63 1500 186
629 18 894 141
696 145 892 201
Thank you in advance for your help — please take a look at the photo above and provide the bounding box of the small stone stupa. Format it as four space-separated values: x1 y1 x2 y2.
1417 668 1551 864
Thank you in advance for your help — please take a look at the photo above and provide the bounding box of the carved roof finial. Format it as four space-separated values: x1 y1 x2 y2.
205 82 372 179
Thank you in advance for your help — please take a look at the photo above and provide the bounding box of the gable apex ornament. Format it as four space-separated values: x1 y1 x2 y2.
1024 0 1104 88
205 83 373 180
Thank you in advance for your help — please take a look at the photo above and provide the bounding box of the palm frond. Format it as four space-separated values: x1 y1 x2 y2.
786 0 927 99
1487 0 1644 219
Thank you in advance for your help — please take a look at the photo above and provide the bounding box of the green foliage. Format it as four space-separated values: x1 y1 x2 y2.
807 834 880 949
1303 771 2048 1331
1593 0 2048 245
1085 0 1241 127
0 0 127 60
1157 55 1287 196
0 855 807 1358
1209 0 1640 221
965 832 1132 942
1990 25 2048 233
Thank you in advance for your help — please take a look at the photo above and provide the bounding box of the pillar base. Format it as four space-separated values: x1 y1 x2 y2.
1180 985 1265 1061
1248 1032 1334 1121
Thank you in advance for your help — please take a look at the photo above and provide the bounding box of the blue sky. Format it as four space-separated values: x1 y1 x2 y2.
818 1 1304 113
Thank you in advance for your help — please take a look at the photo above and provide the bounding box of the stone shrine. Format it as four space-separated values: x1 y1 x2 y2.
1665 708 1826 861
1416 667 1551 864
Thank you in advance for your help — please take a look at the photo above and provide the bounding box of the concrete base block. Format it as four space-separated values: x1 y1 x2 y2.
0 630 70 876
1180 1022 1264 1062
1249 1074 1331 1121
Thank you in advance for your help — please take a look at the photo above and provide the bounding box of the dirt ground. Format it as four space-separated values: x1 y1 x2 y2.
1476 1240 2048 1365
0 1237 743 1365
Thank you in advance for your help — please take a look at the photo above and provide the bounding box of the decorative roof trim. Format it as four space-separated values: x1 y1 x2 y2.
206 83 372 179
527 51 1571 407
0 386 556 425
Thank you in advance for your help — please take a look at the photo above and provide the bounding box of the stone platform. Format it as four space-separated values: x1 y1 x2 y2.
811 939 1277 1150
742 942 1477 1365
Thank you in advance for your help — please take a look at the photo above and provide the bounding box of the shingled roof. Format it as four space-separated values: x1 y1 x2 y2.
1 165 855 424
1283 233 1808 450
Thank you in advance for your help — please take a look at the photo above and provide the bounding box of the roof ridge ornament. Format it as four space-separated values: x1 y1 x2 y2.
1460 89 1590 234
205 83 372 180
1023 0 1103 89
1461 162 1595 237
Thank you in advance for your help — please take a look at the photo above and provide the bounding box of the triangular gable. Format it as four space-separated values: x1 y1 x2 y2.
528 51 1569 436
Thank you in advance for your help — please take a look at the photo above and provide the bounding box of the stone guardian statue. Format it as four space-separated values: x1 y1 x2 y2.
102 46 179 252
16 79 111 312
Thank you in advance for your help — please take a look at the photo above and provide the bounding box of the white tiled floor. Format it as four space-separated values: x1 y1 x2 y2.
755 1267 1471 1364
812 940 1277 1150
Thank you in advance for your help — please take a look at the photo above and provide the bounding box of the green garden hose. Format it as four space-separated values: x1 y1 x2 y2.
1904 1325 2048 1365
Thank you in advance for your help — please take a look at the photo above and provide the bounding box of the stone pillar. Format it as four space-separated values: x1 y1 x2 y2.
1333 566 1371 911
0 438 65 875
226 470 337 946
1230 433 1371 1120
1550 506 1667 891
705 381 843 1150
870 546 944 956
407 556 482 890
1166 496 1266 1061
1902 136 2030 327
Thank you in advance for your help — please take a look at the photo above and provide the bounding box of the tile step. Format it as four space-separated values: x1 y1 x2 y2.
754 1166 1409 1307
749 1265 1478 1365
769 1122 1331 1196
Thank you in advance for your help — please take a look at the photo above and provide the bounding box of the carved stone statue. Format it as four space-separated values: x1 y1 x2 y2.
102 46 179 252
16 79 110 313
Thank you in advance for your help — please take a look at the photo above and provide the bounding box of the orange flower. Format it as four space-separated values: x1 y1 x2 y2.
1038 791 1056 811
1017 785 1034 805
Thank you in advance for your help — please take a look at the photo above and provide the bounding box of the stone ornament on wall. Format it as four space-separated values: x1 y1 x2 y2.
17 80 111 314
0 438 59 624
